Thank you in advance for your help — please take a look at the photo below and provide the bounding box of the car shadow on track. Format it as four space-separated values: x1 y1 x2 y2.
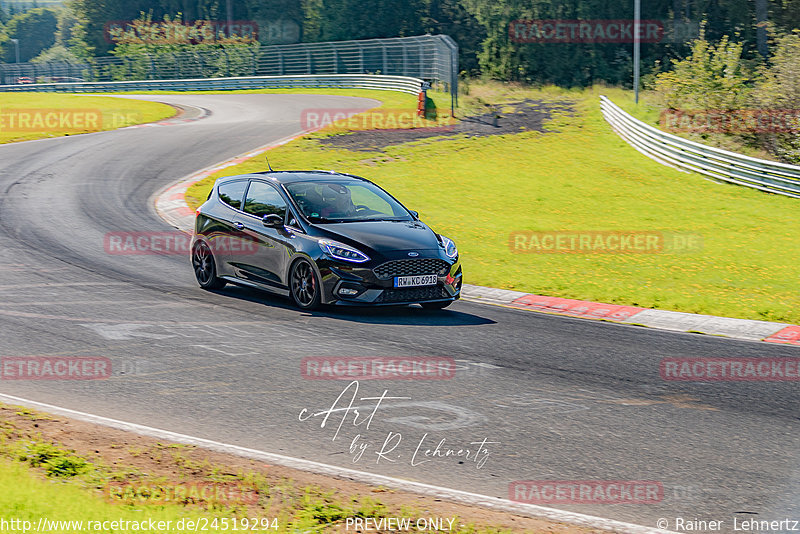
209 286 495 327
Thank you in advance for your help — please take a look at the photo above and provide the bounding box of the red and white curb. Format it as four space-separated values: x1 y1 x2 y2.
460 287 800 346
126 106 212 129
153 129 319 232
153 138 800 348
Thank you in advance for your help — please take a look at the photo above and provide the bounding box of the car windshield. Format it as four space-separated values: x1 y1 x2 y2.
284 180 413 223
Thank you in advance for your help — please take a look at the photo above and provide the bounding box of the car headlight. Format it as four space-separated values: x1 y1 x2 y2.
318 240 370 263
439 235 458 259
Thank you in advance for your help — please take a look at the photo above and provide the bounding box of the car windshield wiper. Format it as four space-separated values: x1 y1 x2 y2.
351 217 408 222
312 216 410 223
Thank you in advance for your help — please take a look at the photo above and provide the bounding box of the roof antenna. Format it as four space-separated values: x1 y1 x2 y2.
265 155 274 172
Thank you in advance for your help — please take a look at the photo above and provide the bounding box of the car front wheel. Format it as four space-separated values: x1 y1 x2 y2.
289 259 321 310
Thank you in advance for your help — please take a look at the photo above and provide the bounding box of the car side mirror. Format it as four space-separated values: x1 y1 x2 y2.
409 210 419 219
262 214 284 227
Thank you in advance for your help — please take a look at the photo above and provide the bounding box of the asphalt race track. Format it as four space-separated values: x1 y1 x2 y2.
0 94 798 530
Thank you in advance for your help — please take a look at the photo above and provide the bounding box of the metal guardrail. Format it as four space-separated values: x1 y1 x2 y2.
0 73 425 95
0 34 458 106
600 96 800 198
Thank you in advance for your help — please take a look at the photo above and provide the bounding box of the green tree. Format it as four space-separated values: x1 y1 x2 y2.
772 0 800 32
753 31 800 162
55 5 79 47
103 13 259 80
2 7 58 62
421 0 485 74
460 0 682 86
31 43 80 62
302 0 425 42
654 30 753 111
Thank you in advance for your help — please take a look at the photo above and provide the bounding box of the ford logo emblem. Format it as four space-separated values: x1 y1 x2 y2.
408 252 419 257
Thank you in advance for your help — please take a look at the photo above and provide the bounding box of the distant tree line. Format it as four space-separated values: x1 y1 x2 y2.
0 0 796 85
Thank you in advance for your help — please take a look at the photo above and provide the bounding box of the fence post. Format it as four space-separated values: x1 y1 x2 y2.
417 81 430 118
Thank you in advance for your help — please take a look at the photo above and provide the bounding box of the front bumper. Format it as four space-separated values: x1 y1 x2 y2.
318 256 462 306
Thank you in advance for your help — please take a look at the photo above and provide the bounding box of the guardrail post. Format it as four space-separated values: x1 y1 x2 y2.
418 82 429 118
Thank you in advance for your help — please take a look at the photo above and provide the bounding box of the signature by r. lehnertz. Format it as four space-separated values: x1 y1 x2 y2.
298 380 499 469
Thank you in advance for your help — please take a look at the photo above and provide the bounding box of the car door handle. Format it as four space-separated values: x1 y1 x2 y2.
234 222 244 230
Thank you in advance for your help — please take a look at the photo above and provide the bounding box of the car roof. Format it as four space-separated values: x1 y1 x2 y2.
215 171 369 185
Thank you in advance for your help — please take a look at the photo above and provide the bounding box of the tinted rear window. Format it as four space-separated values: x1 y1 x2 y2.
218 181 247 210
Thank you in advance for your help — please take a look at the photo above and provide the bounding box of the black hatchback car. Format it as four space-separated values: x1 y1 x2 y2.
190 170 462 310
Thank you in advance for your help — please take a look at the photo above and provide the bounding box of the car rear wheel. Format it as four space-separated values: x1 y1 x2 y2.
192 241 226 290
421 300 452 310
290 259 321 310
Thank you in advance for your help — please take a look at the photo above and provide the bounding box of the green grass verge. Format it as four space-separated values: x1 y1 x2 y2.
185 82 799 324
0 405 513 533
0 459 218 533
0 94 176 144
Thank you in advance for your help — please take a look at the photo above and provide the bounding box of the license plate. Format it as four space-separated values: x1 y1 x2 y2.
394 274 438 288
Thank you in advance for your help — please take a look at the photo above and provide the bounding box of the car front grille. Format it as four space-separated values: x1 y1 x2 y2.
373 258 450 280
376 286 449 304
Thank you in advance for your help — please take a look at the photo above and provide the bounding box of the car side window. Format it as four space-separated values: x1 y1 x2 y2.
243 181 287 219
218 181 248 210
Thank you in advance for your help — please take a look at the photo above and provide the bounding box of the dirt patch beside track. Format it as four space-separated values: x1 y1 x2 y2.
318 100 574 152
